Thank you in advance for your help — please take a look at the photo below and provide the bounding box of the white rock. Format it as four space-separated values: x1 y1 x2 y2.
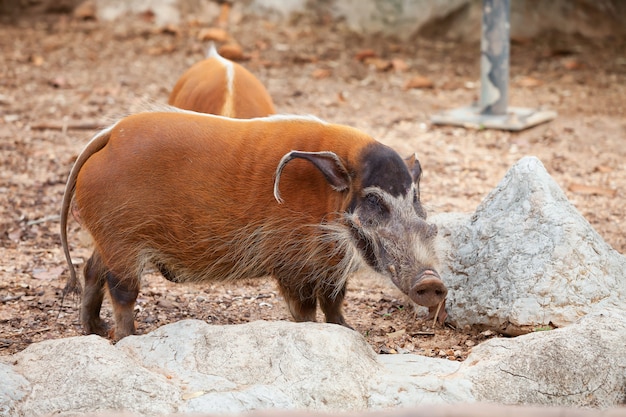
370 354 474 408
463 308 626 408
0 363 29 417
373 309 626 410
7 335 179 416
432 156 626 333
116 320 380 413
2 313 626 415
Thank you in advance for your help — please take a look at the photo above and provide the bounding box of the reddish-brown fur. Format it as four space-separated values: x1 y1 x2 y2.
168 46 275 117
61 111 446 340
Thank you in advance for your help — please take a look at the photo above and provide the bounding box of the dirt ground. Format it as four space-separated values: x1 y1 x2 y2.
1 10 625 360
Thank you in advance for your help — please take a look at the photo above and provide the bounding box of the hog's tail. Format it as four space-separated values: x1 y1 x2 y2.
60 124 115 296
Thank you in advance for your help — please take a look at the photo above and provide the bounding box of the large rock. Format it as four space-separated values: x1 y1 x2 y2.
431 156 626 334
116 320 379 414
464 308 626 408
6 335 180 416
1 321 385 416
0 363 29 417
2 311 626 416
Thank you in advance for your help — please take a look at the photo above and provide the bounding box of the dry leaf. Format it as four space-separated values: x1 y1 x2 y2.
161 24 181 36
562 58 583 70
218 43 245 61
311 68 331 79
182 391 206 400
197 27 230 43
255 40 269 51
31 55 44 67
439 80 462 90
568 183 617 197
292 54 317 64
516 76 543 88
147 43 176 56
404 75 434 90
594 165 613 173
138 10 155 23
386 329 406 339
32 266 64 280
137 9 156 23
355 49 376 62
73 0 96 20
156 298 178 309
364 57 392 71
511 36 532 45
8 228 22 241
391 58 409 72
48 77 68 88
187 18 202 28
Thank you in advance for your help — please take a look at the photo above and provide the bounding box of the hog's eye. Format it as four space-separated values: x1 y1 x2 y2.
364 193 389 218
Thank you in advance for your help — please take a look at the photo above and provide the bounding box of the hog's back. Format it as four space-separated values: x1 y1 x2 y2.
74 112 369 279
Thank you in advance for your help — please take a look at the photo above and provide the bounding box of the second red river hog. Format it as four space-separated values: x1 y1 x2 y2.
168 44 275 118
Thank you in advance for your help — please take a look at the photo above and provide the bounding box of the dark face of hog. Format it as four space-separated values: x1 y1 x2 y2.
347 145 447 309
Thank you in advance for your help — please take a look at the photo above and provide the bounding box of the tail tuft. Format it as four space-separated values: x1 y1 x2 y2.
63 273 82 296
206 41 219 59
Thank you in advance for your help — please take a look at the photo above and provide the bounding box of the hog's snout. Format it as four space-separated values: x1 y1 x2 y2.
409 269 447 307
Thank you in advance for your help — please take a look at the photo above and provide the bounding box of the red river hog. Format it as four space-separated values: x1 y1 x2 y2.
60 110 447 339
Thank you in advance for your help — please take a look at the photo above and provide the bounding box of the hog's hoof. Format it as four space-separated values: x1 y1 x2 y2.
83 319 109 337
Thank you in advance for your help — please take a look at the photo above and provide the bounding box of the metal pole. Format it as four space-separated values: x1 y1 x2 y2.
479 0 510 115
430 0 555 131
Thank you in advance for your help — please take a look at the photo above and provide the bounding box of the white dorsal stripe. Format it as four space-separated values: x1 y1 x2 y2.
205 43 236 117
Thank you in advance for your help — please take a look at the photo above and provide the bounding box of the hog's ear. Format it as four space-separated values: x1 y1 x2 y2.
404 153 422 184
274 151 351 204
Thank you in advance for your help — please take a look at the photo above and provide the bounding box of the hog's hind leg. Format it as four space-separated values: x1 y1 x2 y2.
81 250 108 336
105 270 140 340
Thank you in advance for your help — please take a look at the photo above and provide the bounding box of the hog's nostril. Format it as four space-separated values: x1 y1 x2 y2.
409 274 448 308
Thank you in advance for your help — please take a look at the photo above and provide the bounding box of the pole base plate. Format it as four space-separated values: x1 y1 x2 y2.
431 105 556 131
